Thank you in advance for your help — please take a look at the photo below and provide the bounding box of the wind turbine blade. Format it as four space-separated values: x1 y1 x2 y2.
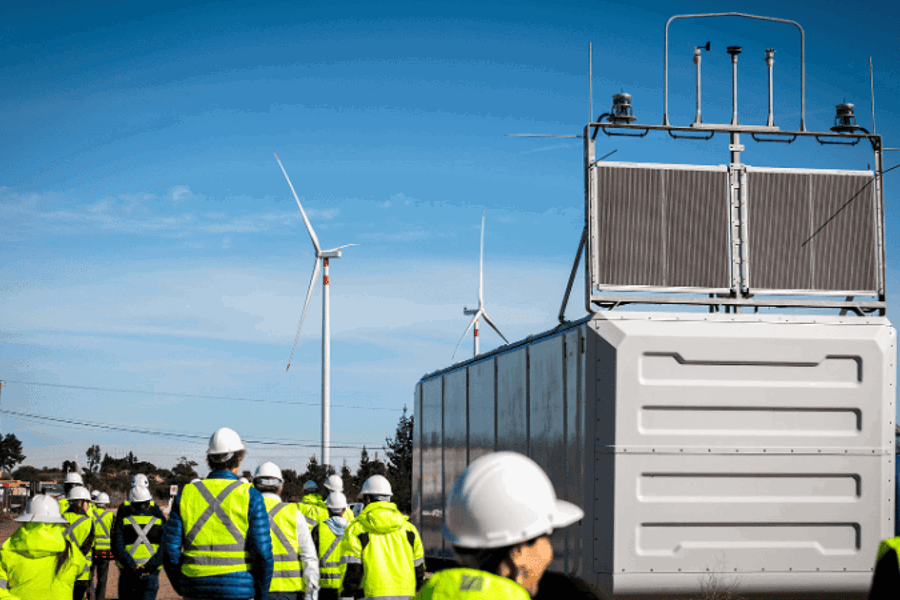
451 311 481 362
287 258 322 371
274 153 322 255
481 311 510 344
325 243 361 252
479 210 485 306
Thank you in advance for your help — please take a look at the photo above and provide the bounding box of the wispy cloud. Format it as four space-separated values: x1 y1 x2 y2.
0 187 341 239
518 142 574 155
168 185 194 204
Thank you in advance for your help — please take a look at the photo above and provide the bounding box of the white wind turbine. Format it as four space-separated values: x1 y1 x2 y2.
452 210 509 361
275 152 357 470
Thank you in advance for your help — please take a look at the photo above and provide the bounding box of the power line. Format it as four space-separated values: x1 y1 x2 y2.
4 380 402 411
1 409 386 450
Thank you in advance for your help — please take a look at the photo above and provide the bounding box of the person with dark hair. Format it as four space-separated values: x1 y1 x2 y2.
161 427 273 600
113 486 167 600
253 461 319 600
0 494 88 599
62 486 95 600
340 474 425 599
415 452 584 599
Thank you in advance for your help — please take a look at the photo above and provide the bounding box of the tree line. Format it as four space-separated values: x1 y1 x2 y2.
5 407 415 513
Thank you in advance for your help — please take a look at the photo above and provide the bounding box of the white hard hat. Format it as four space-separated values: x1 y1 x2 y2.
16 495 68 524
129 486 152 503
443 452 583 549
326 492 348 510
90 490 100 500
132 474 149 488
303 480 318 492
324 474 343 493
207 427 245 457
95 493 111 505
67 486 91 501
254 461 283 482
358 474 392 498
64 472 83 485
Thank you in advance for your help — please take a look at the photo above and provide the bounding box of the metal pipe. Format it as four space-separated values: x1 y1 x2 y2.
665 13 805 130
322 257 330 470
870 57 876 134
728 46 742 126
765 49 775 127
693 47 703 125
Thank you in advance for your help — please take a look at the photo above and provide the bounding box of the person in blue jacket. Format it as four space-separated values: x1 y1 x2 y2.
161 427 274 600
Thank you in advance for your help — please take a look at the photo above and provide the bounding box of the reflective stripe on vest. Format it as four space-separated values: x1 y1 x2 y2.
126 515 161 565
264 497 304 592
0 578 7 589
180 479 252 577
64 515 91 546
93 509 114 550
318 523 346 589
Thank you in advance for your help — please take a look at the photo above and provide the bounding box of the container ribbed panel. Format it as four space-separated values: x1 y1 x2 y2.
748 172 812 290
593 165 728 288
809 173 876 291
665 169 729 288
748 171 876 292
594 166 664 286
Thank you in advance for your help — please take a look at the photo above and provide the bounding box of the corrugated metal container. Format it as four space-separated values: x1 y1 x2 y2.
413 312 896 596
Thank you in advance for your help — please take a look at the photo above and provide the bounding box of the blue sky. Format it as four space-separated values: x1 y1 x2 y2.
2 0 898 475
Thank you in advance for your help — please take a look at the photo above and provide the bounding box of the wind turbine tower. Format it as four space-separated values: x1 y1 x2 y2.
275 153 357 470
453 210 509 361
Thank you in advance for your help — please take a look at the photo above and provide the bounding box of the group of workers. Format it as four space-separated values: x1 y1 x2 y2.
2 424 899 600
0 425 586 600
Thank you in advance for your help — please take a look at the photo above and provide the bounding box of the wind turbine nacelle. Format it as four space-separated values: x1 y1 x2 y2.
320 249 343 258
463 307 479 316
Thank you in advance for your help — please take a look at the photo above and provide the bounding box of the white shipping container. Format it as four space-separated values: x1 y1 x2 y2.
413 311 896 596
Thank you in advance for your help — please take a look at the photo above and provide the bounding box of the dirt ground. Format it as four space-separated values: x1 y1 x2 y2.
0 521 180 599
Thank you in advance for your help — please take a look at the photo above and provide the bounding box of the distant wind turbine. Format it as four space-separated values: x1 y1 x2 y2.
452 210 509 361
275 152 358 470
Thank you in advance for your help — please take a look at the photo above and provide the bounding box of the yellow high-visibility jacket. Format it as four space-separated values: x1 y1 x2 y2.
414 568 531 600
0 522 88 599
341 501 425 598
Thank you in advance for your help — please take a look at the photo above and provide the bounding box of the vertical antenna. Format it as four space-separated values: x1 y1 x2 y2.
870 57 876 134
589 42 593 123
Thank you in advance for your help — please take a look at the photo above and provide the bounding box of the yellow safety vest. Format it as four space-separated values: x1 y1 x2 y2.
63 511 94 581
179 479 252 578
876 537 900 566
316 521 346 590
124 514 163 569
0 523 89 600
414 568 531 600
263 496 305 592
93 508 115 551
297 496 327 531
